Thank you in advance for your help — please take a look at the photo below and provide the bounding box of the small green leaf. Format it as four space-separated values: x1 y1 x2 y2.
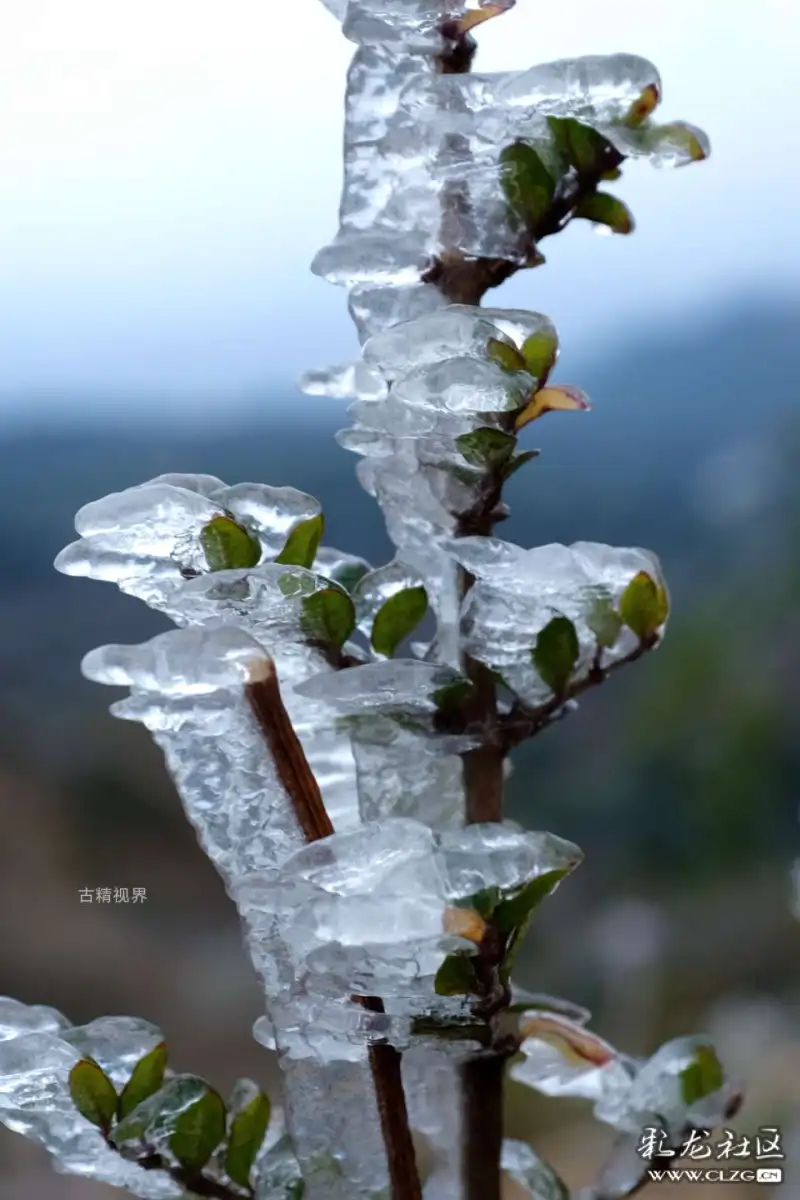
225 1091 271 1189
300 588 356 648
432 679 474 711
327 559 370 594
547 116 621 176
532 616 580 695
118 1042 167 1122
200 515 261 571
456 428 517 470
573 192 634 235
500 141 557 228
486 337 527 373
500 449 540 481
587 594 624 649
520 330 559 384
275 514 325 569
69 1059 118 1132
371 587 428 657
680 1045 724 1107
169 1087 227 1172
434 954 480 997
460 886 501 918
619 571 669 641
494 868 571 935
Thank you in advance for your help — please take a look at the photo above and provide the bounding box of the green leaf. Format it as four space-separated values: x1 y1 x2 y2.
486 337 527 373
225 1091 271 1189
275 514 325 569
500 449 540 481
432 679 474 712
573 192 634 235
587 594 624 649
434 954 480 997
680 1045 724 1107
532 616 580 695
69 1059 118 1132
520 330 559 384
500 141 557 228
118 1042 168 1122
300 588 356 648
619 571 669 641
456 886 501 919
494 868 571 935
371 587 428 657
327 559 370 594
169 1087 227 1172
456 428 517 470
547 116 620 176
200 515 261 571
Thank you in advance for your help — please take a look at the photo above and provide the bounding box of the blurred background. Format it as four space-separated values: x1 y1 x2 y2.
1 1 799 1196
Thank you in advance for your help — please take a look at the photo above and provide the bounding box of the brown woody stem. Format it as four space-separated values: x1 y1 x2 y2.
245 658 422 1200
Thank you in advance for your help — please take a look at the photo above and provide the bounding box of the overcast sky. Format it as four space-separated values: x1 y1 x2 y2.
0 0 796 414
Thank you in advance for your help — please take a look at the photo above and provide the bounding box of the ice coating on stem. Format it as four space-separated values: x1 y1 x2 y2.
237 818 579 1009
82 626 308 888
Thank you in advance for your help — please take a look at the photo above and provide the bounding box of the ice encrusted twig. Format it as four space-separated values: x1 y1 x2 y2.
245 658 423 1200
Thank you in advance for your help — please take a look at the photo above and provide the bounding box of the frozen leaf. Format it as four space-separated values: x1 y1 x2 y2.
626 82 661 126
514 384 591 429
111 1074 209 1152
500 141 557 228
169 1087 226 1172
680 1045 724 1107
646 120 709 165
68 1059 117 1133
532 617 580 695
501 449 540 481
434 954 479 997
547 116 619 176
520 1014 617 1069
371 587 428 657
618 571 669 641
275 514 325 569
573 192 634 234
487 338 528 373
454 4 509 35
315 547 371 593
117 1042 167 1122
200 515 262 571
494 868 574 935
588 594 624 649
225 1089 271 1188
457 428 517 470
520 330 559 385
443 905 489 944
300 588 356 649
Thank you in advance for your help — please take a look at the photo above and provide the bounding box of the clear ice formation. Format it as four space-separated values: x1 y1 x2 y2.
0 1000 303 1199
512 1014 735 1140
446 537 668 705
28 2 717 1198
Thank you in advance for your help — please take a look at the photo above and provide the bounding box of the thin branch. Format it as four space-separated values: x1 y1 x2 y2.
500 634 661 751
245 657 422 1200
132 1149 250 1200
245 658 334 841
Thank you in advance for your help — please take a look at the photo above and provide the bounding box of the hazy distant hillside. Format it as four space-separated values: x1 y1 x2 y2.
0 297 797 732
